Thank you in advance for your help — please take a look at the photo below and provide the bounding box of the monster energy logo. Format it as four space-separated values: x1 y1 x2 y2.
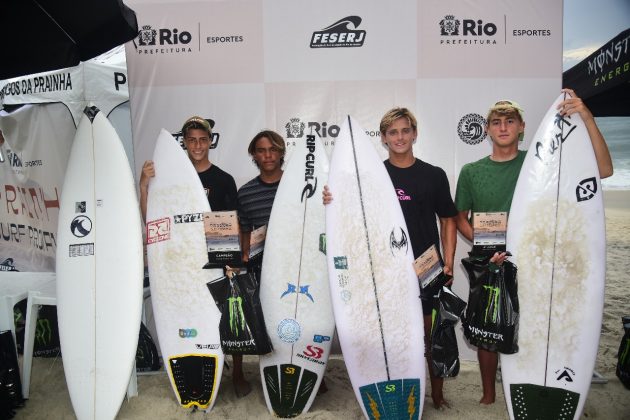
621 339 630 364
36 318 54 346
228 296 246 336
482 285 500 323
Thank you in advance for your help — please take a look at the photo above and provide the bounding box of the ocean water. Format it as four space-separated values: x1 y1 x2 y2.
597 117 630 190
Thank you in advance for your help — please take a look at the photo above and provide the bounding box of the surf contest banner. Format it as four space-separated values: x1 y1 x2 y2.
0 46 133 272
125 0 562 358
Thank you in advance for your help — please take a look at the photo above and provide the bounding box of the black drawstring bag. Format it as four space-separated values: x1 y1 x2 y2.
0 330 24 419
461 256 519 354
616 316 630 390
207 270 272 355
430 286 467 378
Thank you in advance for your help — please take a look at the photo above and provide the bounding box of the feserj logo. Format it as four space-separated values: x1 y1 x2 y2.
310 16 366 48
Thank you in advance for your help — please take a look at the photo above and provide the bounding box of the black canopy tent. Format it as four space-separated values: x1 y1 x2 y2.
1 0 137 80
563 28 630 117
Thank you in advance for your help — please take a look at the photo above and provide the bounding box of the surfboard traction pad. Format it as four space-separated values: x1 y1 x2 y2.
359 378 421 420
510 383 579 420
263 363 318 418
168 354 219 409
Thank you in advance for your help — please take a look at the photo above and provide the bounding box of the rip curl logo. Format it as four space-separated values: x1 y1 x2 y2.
576 177 597 202
310 16 366 48
396 189 411 201
280 283 315 302
70 215 92 238
458 113 487 145
389 227 409 256
301 134 318 202
440 15 460 35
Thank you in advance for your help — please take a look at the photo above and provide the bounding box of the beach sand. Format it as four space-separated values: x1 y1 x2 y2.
14 191 630 419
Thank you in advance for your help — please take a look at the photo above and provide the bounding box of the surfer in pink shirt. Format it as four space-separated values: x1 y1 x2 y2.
454 90 613 405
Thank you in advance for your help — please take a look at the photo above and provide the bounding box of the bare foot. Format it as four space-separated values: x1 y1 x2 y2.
233 376 251 398
317 378 328 395
431 393 450 410
479 395 495 405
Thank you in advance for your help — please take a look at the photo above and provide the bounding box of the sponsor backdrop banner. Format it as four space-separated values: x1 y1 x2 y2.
125 0 562 359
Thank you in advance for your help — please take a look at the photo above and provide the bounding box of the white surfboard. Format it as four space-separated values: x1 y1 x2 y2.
146 129 224 411
501 93 606 420
326 116 425 419
56 106 144 420
259 131 334 417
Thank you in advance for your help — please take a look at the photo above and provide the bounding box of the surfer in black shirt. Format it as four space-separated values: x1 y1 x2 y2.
139 116 250 398
324 108 458 409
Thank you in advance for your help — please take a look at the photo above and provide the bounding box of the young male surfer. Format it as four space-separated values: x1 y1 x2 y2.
139 116 251 397
324 107 458 408
236 130 285 271
454 89 613 405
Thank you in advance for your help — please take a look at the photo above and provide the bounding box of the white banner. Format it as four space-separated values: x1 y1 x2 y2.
125 0 563 360
0 46 135 271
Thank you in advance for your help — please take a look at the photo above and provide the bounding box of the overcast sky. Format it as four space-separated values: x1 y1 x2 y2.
563 0 630 70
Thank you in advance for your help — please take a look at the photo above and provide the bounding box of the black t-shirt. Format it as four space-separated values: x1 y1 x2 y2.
197 164 238 211
384 159 457 260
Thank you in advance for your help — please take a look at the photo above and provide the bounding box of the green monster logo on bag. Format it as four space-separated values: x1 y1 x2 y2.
228 296 246 336
621 338 630 364
482 285 500 324
36 318 54 346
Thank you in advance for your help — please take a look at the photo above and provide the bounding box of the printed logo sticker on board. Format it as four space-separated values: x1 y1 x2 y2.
278 318 301 343
389 227 409 256
457 113 487 145
147 217 171 244
70 215 92 238
576 177 598 202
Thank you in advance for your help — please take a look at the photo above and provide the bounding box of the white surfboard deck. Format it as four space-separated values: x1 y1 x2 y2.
56 106 144 420
501 93 606 420
259 132 334 417
146 129 224 411
326 116 425 419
